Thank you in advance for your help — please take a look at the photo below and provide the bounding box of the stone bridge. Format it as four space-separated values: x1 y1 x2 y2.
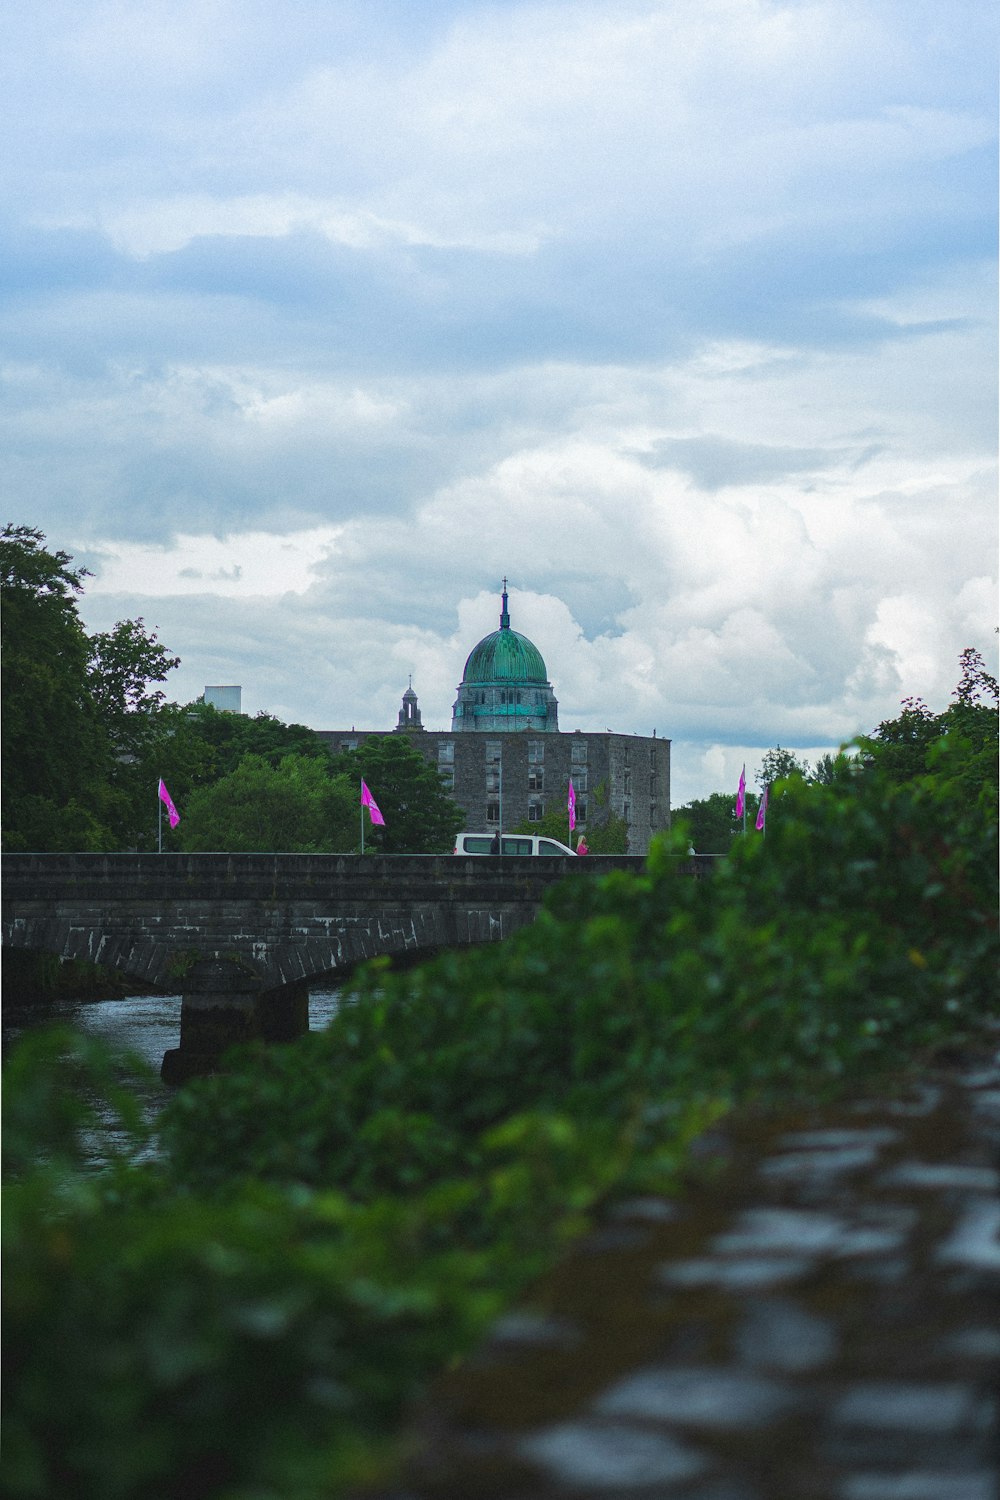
2 851 673 1082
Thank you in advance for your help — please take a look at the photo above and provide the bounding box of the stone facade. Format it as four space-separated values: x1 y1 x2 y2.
318 724 671 855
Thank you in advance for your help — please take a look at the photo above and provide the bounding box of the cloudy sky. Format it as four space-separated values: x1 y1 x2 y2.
4 0 996 803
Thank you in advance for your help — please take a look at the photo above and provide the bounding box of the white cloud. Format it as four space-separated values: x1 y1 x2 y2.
83 526 342 598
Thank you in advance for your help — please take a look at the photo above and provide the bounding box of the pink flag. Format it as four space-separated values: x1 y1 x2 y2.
567 778 576 831
755 784 769 832
735 764 746 820
158 778 180 828
361 779 385 826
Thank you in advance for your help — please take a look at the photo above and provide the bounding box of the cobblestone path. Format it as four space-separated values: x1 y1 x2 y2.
393 1040 1000 1500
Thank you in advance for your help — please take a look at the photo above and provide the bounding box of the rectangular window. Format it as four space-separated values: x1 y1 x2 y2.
438 741 455 763
527 767 544 791
570 740 588 765
572 770 588 793
341 739 358 753
528 796 544 821
486 740 501 765
528 740 544 763
439 767 455 789
486 800 500 824
576 799 588 825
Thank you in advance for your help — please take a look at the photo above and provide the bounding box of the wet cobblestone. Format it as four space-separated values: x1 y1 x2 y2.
382 1038 1000 1499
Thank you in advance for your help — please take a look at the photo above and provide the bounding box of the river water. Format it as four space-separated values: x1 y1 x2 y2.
2 988 344 1167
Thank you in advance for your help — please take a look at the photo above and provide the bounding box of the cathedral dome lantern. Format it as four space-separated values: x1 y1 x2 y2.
451 580 559 732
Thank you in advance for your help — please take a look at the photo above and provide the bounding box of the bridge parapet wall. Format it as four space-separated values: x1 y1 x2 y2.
2 851 645 904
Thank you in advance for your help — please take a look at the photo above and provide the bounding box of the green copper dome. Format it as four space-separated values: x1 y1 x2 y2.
461 586 547 683
462 629 547 684
452 582 559 732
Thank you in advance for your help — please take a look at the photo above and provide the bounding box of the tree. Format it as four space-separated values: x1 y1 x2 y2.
1 525 200 850
860 647 999 804
811 752 855 786
1 526 112 849
85 618 185 849
858 697 939 784
758 746 811 786
181 702 331 778
584 812 629 853
87 619 180 758
330 736 464 854
178 755 358 853
671 792 741 854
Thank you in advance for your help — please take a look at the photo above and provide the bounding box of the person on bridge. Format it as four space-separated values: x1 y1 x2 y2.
576 836 589 855
489 831 501 855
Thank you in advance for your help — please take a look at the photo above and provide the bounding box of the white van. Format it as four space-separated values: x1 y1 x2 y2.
454 832 578 857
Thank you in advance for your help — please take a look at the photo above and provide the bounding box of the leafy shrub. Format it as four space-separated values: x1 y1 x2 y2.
4 724 996 1499
3 1180 509 1500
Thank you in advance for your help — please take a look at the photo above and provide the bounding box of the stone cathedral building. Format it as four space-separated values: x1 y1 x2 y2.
319 584 671 854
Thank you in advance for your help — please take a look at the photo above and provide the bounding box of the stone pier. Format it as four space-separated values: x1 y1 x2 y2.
160 957 310 1086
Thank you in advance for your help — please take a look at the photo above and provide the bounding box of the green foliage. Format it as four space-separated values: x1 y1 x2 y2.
860 647 998 805
87 619 180 758
3 1180 507 1500
583 810 629 853
178 755 358 853
672 790 741 853
330 736 464 854
811 751 853 785
1 526 109 848
181 702 331 777
1 526 187 851
758 745 811 784
5 682 998 1499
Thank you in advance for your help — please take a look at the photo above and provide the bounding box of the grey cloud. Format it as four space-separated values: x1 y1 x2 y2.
636 436 864 490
